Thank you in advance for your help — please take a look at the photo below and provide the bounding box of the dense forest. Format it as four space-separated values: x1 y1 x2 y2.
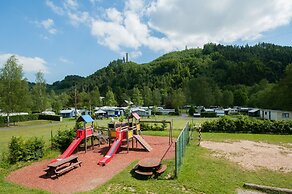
1 43 292 115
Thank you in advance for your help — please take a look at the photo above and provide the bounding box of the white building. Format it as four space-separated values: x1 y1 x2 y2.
260 109 292 120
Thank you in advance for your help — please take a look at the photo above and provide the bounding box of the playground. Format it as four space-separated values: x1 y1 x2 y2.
7 135 175 193
1 116 292 193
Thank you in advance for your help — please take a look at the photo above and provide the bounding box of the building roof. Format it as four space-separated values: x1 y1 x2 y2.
77 115 94 123
95 109 106 114
60 110 74 114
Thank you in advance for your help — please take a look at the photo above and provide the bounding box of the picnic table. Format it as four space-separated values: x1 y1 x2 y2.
44 155 82 177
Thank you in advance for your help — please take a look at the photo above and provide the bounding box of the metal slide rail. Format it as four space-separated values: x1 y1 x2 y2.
175 122 191 177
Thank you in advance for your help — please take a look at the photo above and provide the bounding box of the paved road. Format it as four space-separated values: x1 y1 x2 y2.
0 121 75 131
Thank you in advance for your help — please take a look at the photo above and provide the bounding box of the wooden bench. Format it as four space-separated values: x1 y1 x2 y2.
156 164 167 174
44 155 82 176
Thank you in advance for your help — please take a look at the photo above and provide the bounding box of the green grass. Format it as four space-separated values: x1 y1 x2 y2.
202 132 292 147
86 139 292 194
1 116 291 193
0 121 76 154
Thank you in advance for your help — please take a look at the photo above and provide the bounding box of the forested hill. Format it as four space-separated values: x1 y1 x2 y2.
50 43 292 111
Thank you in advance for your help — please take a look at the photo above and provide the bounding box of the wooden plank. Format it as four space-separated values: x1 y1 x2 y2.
48 155 78 168
156 164 167 174
133 135 152 151
55 161 82 175
135 169 153 176
244 183 292 194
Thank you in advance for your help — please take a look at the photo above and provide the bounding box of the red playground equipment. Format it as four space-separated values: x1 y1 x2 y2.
50 115 95 163
98 113 152 166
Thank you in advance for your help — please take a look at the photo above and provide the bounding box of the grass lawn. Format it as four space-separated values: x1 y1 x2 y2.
202 132 292 147
87 137 292 194
0 116 291 193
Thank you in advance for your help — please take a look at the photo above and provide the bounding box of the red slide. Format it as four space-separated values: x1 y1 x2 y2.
98 131 124 166
50 128 93 163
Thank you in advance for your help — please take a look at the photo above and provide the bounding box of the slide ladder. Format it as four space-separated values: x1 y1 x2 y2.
133 135 152 152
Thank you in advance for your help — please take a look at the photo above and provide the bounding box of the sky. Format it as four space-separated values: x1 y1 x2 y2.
1 0 292 84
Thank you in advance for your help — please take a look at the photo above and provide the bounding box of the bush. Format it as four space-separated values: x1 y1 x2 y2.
201 116 292 134
141 123 167 131
38 114 61 121
0 114 39 126
200 112 217 117
51 128 76 151
8 136 45 164
188 106 196 116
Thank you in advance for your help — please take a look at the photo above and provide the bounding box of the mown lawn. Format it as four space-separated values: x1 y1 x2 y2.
86 137 292 194
0 116 291 193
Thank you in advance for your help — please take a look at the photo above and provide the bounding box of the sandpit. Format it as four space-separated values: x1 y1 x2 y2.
201 140 292 172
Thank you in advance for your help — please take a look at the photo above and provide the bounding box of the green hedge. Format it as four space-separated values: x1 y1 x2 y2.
200 112 217 117
201 116 292 134
8 136 45 164
0 114 61 126
38 114 61 121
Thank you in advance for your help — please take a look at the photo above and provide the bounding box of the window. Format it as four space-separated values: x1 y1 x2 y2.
282 113 290 118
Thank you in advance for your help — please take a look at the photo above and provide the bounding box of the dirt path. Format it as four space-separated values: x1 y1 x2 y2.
201 140 292 172
6 136 175 193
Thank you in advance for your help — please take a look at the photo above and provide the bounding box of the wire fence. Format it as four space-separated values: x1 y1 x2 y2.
175 122 191 177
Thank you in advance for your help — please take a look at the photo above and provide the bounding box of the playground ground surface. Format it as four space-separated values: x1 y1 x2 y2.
6 135 175 193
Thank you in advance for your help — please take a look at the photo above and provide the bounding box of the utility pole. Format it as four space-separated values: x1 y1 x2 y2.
75 85 77 120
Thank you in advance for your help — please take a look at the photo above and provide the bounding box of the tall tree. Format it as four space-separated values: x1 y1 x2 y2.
142 86 152 106
221 90 234 107
104 88 117 106
32 71 48 112
90 86 101 107
152 88 161 106
132 87 143 106
233 86 248 106
0 56 31 126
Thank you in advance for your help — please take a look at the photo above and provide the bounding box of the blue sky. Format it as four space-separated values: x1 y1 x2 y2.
0 0 292 84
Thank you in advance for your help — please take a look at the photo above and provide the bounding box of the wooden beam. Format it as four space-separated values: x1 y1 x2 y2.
244 183 292 194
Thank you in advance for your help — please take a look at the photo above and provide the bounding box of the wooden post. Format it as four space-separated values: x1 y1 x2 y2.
84 122 87 153
127 131 129 153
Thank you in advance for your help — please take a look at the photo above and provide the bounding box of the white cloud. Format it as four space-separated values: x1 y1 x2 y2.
46 0 64 15
146 0 292 49
68 11 91 26
40 18 57 34
48 0 292 55
0 54 49 73
64 0 79 10
59 57 73 64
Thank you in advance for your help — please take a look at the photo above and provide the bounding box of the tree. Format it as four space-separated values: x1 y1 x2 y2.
142 86 152 106
132 87 143 106
32 71 48 112
152 88 161 106
0 56 31 126
221 90 234 107
187 77 216 107
171 88 186 109
90 87 101 107
233 86 248 106
104 89 117 106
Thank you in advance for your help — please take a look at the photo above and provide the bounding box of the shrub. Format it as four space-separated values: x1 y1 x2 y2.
8 136 45 164
141 123 167 131
51 128 76 151
200 112 217 117
201 116 292 134
188 106 196 116
38 114 61 121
